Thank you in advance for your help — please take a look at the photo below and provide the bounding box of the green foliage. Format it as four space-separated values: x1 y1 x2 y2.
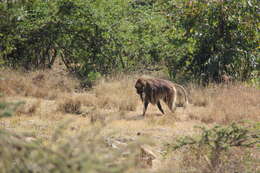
0 0 58 69
0 0 259 84
248 70 260 87
0 0 168 76
160 0 259 83
169 123 259 169
88 71 101 82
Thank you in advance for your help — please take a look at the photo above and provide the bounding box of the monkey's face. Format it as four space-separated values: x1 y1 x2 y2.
135 80 144 95
135 85 145 102
135 83 143 95
135 79 146 102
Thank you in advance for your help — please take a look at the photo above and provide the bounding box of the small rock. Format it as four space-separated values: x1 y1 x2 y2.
105 138 127 150
138 144 158 168
25 137 36 142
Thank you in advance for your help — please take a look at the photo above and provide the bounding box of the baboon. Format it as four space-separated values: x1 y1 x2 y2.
135 77 189 116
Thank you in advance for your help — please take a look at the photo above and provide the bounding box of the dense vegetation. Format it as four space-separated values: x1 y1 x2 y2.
0 0 259 84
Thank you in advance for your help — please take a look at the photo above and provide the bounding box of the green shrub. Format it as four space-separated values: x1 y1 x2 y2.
167 123 259 170
0 0 258 84
161 0 259 83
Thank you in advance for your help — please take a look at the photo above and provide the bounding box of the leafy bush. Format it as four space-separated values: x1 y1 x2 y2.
167 123 259 170
0 0 258 84
160 0 259 83
0 1 58 69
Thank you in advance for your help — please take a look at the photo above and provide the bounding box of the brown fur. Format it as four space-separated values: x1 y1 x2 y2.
135 77 189 116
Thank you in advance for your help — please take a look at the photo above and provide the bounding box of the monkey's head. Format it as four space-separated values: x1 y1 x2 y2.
135 78 147 95
135 78 148 102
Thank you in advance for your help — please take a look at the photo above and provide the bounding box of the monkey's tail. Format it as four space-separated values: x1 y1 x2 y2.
172 85 177 112
174 84 189 107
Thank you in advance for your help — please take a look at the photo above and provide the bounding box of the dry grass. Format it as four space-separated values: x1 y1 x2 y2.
73 93 97 107
187 84 260 124
160 146 259 173
0 69 78 99
16 99 41 116
93 76 139 111
0 69 259 173
57 95 82 114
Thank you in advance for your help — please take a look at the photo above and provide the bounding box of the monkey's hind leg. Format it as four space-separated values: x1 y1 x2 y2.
157 101 165 114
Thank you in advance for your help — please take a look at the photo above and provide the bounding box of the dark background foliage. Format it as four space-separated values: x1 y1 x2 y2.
0 0 259 84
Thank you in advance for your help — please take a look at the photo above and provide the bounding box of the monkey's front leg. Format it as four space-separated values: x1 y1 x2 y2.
143 100 149 116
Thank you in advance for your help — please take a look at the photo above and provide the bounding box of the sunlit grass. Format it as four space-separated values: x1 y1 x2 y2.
0 69 259 172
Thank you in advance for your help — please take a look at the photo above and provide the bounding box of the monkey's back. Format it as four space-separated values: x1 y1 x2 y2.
146 79 174 104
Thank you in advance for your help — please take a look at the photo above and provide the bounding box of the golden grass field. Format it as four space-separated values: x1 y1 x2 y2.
0 67 259 173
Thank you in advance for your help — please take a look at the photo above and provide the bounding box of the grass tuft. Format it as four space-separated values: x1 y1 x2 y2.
57 96 82 114
187 84 260 124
